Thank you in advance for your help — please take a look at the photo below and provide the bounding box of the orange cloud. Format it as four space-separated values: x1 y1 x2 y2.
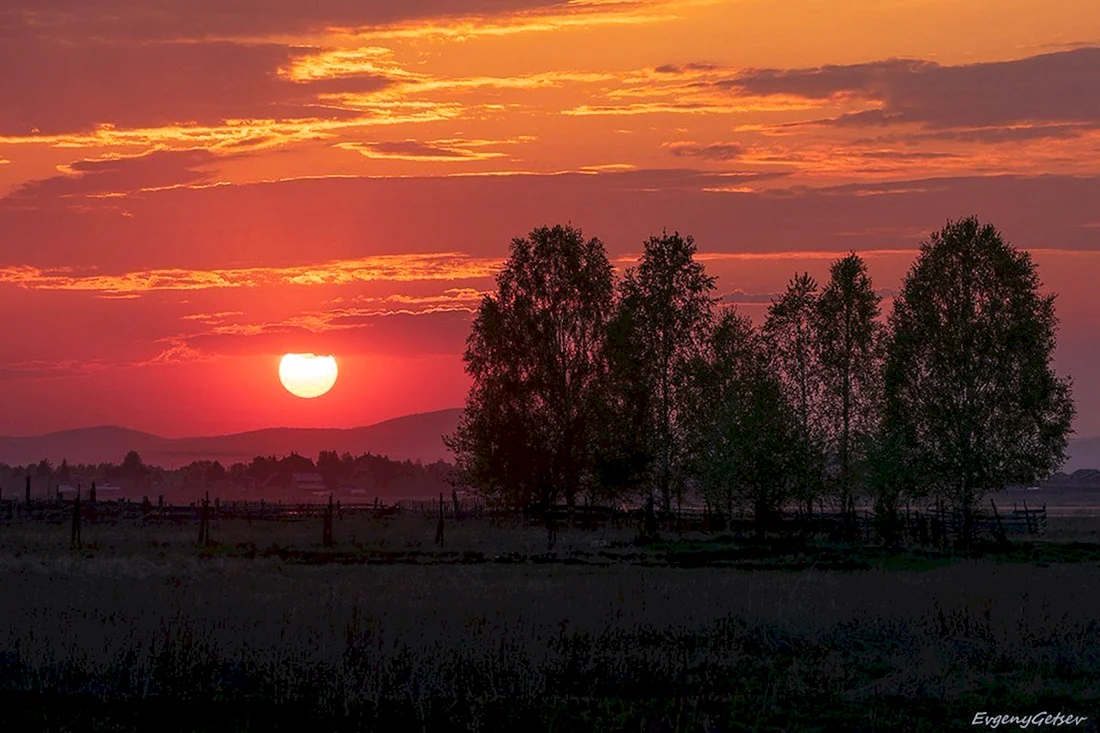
0 254 503 296
725 49 1100 128
663 141 744 161
279 46 417 83
0 359 108 380
10 148 221 199
563 98 821 116
354 0 697 41
139 339 208 367
180 311 247 323
338 139 515 162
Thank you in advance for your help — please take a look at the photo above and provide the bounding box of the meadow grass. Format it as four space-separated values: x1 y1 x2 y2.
1 514 1099 731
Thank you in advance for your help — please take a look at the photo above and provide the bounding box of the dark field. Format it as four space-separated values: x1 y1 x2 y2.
2 510 1099 732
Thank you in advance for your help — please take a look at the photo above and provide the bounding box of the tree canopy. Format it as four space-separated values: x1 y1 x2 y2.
814 253 884 513
446 224 615 508
606 231 715 511
764 272 824 514
684 308 799 535
884 216 1075 532
444 217 1076 545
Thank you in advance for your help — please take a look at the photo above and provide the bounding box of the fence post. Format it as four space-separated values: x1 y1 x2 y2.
198 491 211 546
71 489 82 550
323 494 334 547
1023 498 1035 534
990 498 1009 547
937 497 946 548
677 496 683 538
435 492 445 546
25 475 30 505
644 496 657 542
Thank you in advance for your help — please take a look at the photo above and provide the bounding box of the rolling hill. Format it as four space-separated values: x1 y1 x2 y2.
2 410 1096 475
0 409 463 468
1065 436 1100 473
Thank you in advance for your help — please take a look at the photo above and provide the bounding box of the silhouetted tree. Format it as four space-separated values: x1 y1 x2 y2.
884 216 1075 545
247 455 279 483
317 450 346 488
592 302 656 501
866 429 915 547
121 450 144 476
606 232 716 512
764 273 825 515
447 224 615 509
204 461 226 484
814 253 884 515
278 452 315 476
684 309 799 538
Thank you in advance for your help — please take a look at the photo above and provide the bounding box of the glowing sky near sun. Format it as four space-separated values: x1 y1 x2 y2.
1 0 1099 438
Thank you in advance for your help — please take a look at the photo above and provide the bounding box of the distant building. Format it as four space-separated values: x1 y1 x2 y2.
57 482 121 497
230 473 258 491
291 472 327 495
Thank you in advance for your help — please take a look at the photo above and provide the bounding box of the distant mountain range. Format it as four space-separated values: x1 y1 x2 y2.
0 409 463 468
1065 436 1100 473
0 410 1096 474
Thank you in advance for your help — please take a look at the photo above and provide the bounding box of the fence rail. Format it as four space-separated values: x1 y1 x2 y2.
1 495 1049 545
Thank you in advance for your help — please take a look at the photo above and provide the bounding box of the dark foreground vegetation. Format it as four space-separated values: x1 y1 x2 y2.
2 514 1100 732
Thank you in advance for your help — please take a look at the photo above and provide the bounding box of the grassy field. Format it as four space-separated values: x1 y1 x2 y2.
1 512 1099 731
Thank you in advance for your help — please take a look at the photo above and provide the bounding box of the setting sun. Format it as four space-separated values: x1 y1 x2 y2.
278 353 338 399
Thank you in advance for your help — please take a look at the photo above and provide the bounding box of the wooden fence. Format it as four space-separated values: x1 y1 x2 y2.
1 495 1048 546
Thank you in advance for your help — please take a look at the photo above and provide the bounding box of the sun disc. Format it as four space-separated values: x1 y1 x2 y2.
279 353 338 398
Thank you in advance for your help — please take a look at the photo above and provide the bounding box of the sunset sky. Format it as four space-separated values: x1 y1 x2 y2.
2 0 1099 440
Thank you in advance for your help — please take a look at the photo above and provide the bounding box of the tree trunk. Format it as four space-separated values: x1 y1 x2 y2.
753 497 767 540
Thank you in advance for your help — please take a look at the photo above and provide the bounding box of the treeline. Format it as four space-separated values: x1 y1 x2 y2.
236 450 452 493
447 217 1075 543
0 450 453 497
0 451 162 494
